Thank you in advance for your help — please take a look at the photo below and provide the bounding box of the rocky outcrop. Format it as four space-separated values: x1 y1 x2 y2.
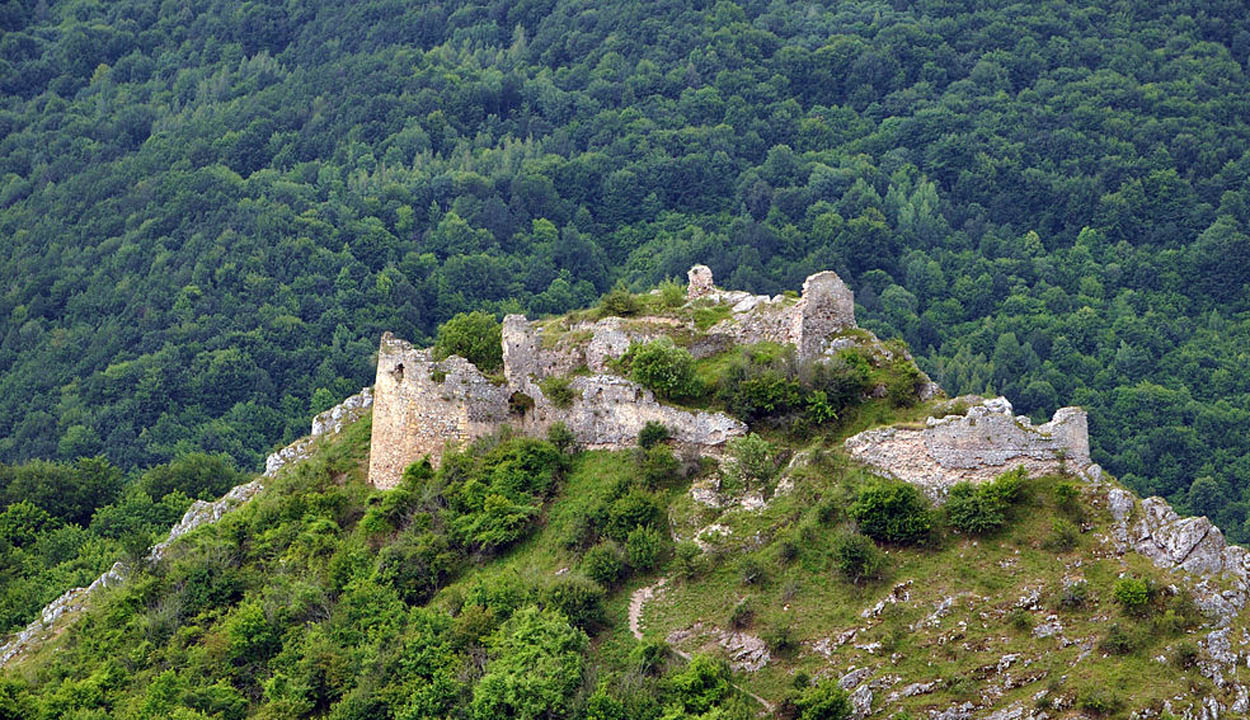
1108 488 1250 626
1 477 265 668
844 397 1095 495
265 387 373 477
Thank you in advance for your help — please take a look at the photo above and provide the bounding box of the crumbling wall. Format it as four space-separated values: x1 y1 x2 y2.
517 373 747 452
843 397 1095 495
696 266 856 360
368 332 511 489
369 265 871 487
793 270 856 358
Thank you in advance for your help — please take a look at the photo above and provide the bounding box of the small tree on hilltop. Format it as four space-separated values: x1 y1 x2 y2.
624 339 698 399
434 311 503 373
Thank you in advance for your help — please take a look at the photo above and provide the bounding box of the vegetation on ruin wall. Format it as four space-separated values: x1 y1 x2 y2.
0 391 1225 718
0 0 1249 541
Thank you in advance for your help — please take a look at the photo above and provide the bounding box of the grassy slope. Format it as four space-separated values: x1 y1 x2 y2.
4 303 1242 717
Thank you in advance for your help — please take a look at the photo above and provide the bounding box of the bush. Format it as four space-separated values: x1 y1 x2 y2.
1054 482 1081 516
763 623 798 654
600 280 641 317
739 554 765 585
723 433 776 491
638 421 670 449
833 531 883 584
1043 518 1079 552
848 479 932 545
658 277 686 308
1098 622 1138 655
1172 641 1199 669
1113 577 1153 616
625 525 664 571
729 598 754 629
581 541 625 586
946 468 1025 535
605 490 662 541
1007 607 1033 632
539 376 579 408
629 638 671 675
542 575 605 630
1058 581 1090 610
1077 688 1122 715
673 541 703 580
625 339 698 399
547 422 576 453
794 679 852 720
637 444 680 489
433 311 503 372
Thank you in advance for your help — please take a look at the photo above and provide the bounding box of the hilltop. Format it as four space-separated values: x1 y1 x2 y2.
3 274 1248 719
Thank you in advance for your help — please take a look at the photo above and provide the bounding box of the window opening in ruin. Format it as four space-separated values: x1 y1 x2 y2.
393 363 404 382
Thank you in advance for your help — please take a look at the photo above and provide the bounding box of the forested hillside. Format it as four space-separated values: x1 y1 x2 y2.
1 0 1249 534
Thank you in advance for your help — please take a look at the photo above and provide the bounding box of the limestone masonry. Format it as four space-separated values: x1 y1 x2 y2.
367 265 861 488
844 395 1097 496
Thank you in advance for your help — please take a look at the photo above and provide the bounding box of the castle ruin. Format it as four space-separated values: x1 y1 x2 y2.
367 266 859 488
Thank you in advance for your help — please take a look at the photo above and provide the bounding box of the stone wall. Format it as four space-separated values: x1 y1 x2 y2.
517 373 747 452
368 332 511 489
843 397 1096 495
368 265 866 487
696 266 856 360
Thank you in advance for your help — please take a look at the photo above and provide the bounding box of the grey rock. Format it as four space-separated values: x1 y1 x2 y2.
839 667 872 690
849 684 873 719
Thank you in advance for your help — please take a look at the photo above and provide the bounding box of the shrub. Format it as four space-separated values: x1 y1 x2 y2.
728 598 754 629
1113 577 1152 616
1172 641 1200 669
600 280 641 317
546 422 575 453
629 638 671 675
433 311 503 372
849 479 933 545
542 575 605 630
638 421 671 449
658 277 686 308
673 541 703 580
1007 607 1033 632
605 490 662 541
833 531 884 584
539 376 579 408
739 554 765 585
763 623 798 654
1058 581 1090 610
1077 688 1122 715
1054 482 1081 516
625 525 664 571
581 541 625 586
946 468 1025 535
794 679 852 720
723 433 776 491
1044 518 1079 552
625 339 698 399
724 367 803 420
668 654 731 714
1098 622 1137 655
637 444 680 489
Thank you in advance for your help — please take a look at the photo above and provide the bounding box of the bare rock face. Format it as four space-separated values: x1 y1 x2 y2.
1108 488 1250 627
843 397 1093 495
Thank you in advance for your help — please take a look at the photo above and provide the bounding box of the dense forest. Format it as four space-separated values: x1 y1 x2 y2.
1 0 1249 537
